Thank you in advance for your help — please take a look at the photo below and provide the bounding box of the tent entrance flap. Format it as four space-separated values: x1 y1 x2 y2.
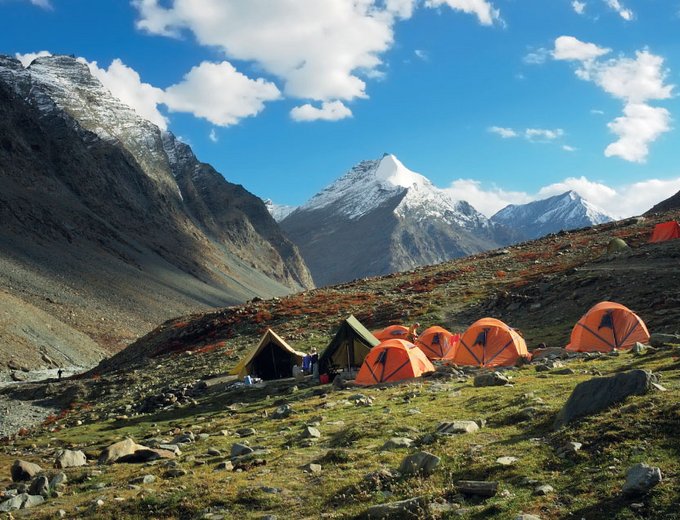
252 342 295 380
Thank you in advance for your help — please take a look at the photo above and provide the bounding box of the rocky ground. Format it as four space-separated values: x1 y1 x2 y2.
0 210 679 519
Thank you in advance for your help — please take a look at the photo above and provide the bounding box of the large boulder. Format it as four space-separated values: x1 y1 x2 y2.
98 438 175 464
554 370 655 429
649 333 680 348
28 476 50 497
11 460 43 482
0 493 44 512
622 463 662 495
54 449 87 469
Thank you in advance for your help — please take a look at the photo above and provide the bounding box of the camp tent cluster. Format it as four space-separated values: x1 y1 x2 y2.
231 301 650 386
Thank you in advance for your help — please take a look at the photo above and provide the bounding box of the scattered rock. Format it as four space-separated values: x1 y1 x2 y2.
49 472 68 490
474 372 509 387
632 343 647 355
235 428 256 437
165 468 188 478
0 493 44 512
171 432 195 444
649 333 680 348
456 480 498 497
129 475 156 485
381 437 414 450
554 370 656 429
496 456 518 466
231 443 254 458
98 438 175 464
215 461 234 471
436 420 479 435
54 449 87 469
11 460 43 482
516 515 542 520
556 442 582 457
303 463 322 474
302 426 321 439
534 484 554 495
272 404 293 419
399 451 440 477
359 497 430 519
207 448 221 457
552 368 576 375
622 463 662 495
28 476 50 497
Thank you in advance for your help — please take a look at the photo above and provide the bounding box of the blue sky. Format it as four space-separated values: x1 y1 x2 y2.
2 0 679 217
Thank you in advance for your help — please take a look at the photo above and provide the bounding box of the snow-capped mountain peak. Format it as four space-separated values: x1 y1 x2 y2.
374 154 429 189
491 190 614 239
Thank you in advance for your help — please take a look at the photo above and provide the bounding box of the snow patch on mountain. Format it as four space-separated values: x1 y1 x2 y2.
264 199 297 222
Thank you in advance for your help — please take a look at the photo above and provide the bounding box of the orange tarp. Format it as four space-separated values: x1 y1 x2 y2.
452 318 529 367
355 339 435 385
416 326 460 360
650 221 680 243
566 301 650 353
373 325 410 342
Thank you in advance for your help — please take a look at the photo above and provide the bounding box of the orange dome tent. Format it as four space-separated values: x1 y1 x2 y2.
452 318 529 367
355 339 435 385
373 325 410 342
566 301 650 353
415 326 460 360
650 221 680 243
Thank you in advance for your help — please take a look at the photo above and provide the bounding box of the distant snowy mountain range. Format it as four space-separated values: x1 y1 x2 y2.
270 154 614 286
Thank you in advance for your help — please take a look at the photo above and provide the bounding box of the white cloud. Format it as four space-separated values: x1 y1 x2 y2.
447 175 680 218
525 128 565 141
424 0 502 26
290 100 353 122
605 0 634 20
15 50 51 67
164 61 281 127
29 0 52 9
553 38 674 162
553 36 610 61
572 1 586 15
605 103 671 163
591 109 605 115
81 58 168 130
579 51 673 104
488 126 518 138
523 48 550 65
562 144 577 152
208 128 218 143
132 0 502 124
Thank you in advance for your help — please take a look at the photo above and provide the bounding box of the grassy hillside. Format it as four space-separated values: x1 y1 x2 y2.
1 210 679 519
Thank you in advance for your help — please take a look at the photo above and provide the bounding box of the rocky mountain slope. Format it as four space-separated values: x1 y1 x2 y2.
281 154 517 286
646 189 680 214
1 208 679 519
0 54 313 369
491 190 614 240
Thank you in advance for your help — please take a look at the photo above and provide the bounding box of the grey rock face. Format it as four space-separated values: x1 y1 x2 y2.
554 369 655 429
622 463 662 495
381 437 414 450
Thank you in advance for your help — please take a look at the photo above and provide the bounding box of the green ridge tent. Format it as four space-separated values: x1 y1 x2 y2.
231 329 305 380
319 315 380 375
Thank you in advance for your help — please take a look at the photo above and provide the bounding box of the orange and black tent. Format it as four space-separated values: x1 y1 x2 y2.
373 325 410 342
355 339 435 385
451 318 529 367
415 326 460 360
566 301 650 353
650 221 680 243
